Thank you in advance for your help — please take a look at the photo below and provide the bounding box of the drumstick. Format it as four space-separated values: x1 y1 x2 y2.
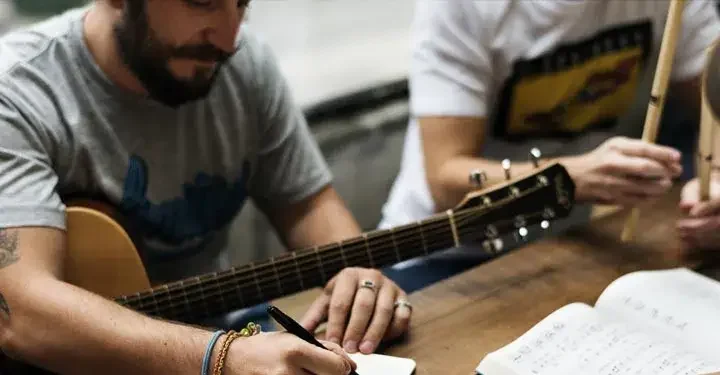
621 0 687 242
697 41 719 202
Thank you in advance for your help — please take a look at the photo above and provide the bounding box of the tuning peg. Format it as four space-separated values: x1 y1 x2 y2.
514 215 528 242
516 227 529 242
541 208 554 230
543 207 556 219
469 169 487 187
501 159 512 180
483 238 504 254
529 148 542 168
482 224 502 254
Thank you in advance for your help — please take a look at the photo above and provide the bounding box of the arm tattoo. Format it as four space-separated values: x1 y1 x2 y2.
0 293 9 321
0 230 19 269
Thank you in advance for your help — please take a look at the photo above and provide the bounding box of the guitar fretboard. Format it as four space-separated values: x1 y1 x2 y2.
113 163 573 324
116 215 458 322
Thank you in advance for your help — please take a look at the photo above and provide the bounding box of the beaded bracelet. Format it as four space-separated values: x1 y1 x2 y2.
212 322 262 375
202 330 226 375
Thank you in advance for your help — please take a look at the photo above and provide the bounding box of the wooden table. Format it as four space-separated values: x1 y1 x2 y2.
378 187 720 374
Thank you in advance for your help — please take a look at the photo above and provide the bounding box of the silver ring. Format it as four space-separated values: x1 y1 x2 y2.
394 300 412 312
359 279 377 293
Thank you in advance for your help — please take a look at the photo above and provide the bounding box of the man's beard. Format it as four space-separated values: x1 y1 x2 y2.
112 1 234 107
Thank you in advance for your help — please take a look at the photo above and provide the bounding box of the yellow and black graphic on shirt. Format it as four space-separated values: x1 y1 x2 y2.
493 21 652 139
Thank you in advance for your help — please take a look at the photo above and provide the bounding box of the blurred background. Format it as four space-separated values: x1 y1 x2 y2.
4 0 720 268
0 0 415 265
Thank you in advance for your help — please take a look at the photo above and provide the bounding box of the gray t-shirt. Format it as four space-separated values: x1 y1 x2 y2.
0 8 332 284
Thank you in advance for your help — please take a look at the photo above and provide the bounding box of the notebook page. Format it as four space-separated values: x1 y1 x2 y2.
595 268 720 360
475 303 719 375
348 353 416 375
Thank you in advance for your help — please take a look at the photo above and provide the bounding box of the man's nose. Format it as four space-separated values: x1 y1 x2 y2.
207 2 242 54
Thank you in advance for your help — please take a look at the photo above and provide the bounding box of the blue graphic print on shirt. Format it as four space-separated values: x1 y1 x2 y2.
120 155 250 248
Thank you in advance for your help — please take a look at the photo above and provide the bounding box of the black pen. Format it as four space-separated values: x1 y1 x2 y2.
267 305 360 375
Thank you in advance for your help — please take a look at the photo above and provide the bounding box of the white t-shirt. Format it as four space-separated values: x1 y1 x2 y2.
380 0 720 231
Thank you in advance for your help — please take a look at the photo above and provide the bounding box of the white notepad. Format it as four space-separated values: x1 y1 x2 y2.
349 353 416 375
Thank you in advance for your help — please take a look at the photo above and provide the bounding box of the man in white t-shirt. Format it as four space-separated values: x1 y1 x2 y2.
380 0 720 276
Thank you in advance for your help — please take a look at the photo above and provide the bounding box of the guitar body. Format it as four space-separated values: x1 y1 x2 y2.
1 202 151 375
64 201 151 298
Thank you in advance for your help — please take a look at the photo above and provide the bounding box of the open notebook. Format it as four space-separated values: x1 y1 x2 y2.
475 268 720 375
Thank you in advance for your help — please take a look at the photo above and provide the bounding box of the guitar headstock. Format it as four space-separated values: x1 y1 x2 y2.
451 154 575 254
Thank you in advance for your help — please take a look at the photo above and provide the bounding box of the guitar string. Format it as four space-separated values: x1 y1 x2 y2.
124 176 550 306
168 182 548 299
122 183 552 316
131 234 458 319
121 183 553 315
129 209 548 319
121 195 495 309
122 233 456 315
121 202 484 304
121 222 458 311
119 214 452 303
132 208 546 319
121 185 550 317
136 212 545 321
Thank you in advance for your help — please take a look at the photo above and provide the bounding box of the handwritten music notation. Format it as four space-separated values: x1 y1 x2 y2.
617 295 691 332
502 305 718 375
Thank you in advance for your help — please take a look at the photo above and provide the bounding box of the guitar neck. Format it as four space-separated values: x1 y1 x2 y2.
116 213 460 322
114 162 575 324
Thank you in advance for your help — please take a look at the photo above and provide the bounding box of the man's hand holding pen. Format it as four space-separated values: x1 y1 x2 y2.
216 330 357 375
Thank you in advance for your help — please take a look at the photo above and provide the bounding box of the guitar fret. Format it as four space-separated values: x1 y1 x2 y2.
161 284 173 317
134 292 144 309
230 269 246 307
292 252 305 290
417 221 429 256
250 264 264 301
178 280 191 317
314 246 328 284
150 289 159 315
446 209 461 247
363 233 375 268
339 242 348 268
212 272 228 311
390 227 401 262
270 258 284 295
195 276 211 317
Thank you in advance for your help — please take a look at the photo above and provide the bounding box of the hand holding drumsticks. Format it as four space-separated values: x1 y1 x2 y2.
621 0 687 241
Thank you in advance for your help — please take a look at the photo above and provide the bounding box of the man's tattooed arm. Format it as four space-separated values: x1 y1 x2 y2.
0 229 18 270
0 230 17 327
0 293 9 322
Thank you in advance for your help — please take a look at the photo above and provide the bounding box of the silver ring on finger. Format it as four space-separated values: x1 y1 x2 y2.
358 279 377 293
394 299 412 312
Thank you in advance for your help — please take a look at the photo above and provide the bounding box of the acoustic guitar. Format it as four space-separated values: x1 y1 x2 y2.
0 162 575 374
